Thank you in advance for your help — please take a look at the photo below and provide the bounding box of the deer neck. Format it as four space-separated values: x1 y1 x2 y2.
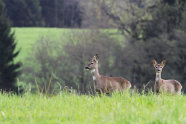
91 64 100 81
155 72 162 82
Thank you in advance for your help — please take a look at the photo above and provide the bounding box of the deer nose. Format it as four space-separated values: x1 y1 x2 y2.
85 66 89 69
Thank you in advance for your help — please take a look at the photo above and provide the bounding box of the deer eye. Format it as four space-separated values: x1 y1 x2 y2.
155 67 158 68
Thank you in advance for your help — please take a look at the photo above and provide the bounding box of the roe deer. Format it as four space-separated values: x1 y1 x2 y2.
152 59 182 94
85 54 131 94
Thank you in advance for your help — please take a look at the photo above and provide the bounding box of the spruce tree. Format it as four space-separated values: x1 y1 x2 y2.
0 0 21 92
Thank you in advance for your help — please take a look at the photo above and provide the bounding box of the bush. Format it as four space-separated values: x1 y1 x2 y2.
21 30 125 94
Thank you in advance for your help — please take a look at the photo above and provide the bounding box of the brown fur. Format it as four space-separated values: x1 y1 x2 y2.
96 76 131 93
153 59 182 94
85 55 131 94
154 79 182 94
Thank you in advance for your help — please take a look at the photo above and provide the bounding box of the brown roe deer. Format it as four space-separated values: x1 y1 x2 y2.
152 59 182 94
85 54 131 94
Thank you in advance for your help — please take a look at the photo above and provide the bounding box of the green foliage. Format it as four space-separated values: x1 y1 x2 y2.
0 1 21 92
0 92 186 123
13 28 74 62
20 30 124 93
0 0 4 12
40 0 82 27
2 0 83 27
3 0 44 27
109 0 186 91
39 0 61 27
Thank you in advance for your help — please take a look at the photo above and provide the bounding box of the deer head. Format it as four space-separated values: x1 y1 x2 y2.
152 59 166 73
85 54 99 71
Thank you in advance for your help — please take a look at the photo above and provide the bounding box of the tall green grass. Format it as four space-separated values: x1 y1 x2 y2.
0 92 185 124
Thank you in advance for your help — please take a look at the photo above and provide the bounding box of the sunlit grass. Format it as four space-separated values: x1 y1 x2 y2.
0 92 185 124
12 27 74 62
12 27 124 63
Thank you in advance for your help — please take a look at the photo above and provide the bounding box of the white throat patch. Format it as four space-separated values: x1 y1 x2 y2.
91 69 95 73
156 73 161 82
92 76 96 81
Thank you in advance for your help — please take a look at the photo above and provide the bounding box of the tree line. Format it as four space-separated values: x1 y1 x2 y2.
1 0 82 27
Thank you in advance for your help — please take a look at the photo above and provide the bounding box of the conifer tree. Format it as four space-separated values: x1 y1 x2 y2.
0 0 21 92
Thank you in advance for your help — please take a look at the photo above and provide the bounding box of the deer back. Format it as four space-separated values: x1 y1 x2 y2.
155 79 182 94
164 79 182 93
96 76 131 93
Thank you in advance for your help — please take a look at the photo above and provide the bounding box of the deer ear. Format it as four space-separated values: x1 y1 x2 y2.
95 54 99 60
152 59 157 67
161 60 166 66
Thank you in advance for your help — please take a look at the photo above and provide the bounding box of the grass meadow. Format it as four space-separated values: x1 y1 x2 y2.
13 28 124 62
0 92 186 124
6 28 185 124
13 28 74 62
